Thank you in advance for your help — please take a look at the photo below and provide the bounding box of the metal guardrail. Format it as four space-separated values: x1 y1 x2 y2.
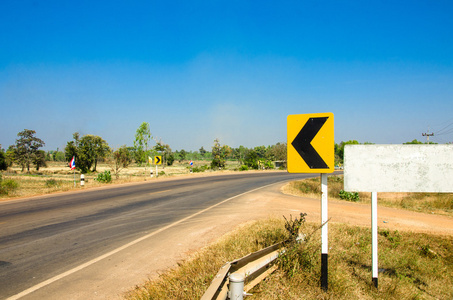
201 242 285 300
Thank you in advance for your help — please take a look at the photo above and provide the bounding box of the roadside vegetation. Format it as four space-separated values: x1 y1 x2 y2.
126 216 453 300
283 175 453 217
1 124 442 201
0 123 289 200
0 160 243 200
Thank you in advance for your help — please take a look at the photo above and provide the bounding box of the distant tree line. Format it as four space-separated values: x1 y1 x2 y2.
1 126 439 174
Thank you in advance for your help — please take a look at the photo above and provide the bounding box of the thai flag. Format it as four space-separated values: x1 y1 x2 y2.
69 156 76 170
190 160 193 166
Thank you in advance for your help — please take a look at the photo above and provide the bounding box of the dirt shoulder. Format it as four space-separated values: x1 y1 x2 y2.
278 183 453 236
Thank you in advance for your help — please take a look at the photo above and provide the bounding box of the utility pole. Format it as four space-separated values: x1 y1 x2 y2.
422 131 434 143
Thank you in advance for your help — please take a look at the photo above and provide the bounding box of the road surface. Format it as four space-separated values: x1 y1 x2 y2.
0 171 312 299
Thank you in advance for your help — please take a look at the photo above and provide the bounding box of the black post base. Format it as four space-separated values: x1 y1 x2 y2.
372 277 378 289
321 253 328 291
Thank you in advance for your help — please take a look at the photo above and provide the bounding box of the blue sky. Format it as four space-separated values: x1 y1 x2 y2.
1 0 453 151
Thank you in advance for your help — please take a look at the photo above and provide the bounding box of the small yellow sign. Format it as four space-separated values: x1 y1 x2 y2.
287 113 334 173
154 156 162 165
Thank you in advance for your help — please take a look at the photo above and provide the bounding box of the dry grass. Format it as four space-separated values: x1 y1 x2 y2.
125 218 453 300
283 175 453 217
125 219 288 300
249 222 453 299
0 160 242 200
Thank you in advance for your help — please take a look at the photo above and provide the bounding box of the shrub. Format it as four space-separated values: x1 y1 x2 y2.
191 165 209 173
239 165 249 171
95 170 112 183
45 179 60 188
339 190 360 202
278 213 320 278
0 175 19 195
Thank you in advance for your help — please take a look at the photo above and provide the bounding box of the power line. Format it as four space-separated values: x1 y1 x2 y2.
435 122 453 135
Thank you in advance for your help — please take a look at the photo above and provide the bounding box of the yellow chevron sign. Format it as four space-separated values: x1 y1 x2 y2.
287 113 334 173
154 156 162 165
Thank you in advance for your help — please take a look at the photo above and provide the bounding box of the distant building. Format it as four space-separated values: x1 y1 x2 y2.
273 160 286 169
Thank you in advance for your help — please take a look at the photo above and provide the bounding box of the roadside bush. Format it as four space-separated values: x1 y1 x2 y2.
158 171 166 176
95 170 112 183
191 165 209 173
45 179 60 188
339 190 359 202
0 174 19 195
278 213 320 278
263 160 274 169
239 165 249 171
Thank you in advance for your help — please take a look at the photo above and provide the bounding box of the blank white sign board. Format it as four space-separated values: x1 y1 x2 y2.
344 145 453 193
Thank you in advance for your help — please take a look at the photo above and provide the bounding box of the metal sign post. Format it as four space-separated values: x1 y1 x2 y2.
321 173 329 291
371 191 378 288
287 112 334 292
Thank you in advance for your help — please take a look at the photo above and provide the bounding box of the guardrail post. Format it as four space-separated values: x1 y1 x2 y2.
228 273 244 300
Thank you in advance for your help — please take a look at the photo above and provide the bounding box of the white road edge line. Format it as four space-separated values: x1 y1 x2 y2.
8 182 280 300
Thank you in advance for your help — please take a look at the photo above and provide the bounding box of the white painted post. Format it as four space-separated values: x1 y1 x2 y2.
156 165 158 178
80 174 84 186
229 273 244 300
321 173 328 291
371 191 378 288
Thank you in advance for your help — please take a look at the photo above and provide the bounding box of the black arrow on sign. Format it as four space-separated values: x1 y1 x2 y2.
291 117 329 169
155 156 161 164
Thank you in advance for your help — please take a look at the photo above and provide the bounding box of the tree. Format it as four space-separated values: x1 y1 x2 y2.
54 150 66 162
154 140 173 166
199 146 207 158
64 133 110 173
244 149 260 169
5 146 15 168
33 150 47 171
404 139 423 144
211 139 231 169
232 146 248 165
0 151 7 171
91 135 110 171
65 133 79 168
78 135 110 172
133 122 152 165
269 142 287 162
110 145 132 178
12 129 45 172
254 146 267 159
178 149 187 162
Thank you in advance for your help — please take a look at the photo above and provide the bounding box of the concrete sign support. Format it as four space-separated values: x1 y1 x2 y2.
287 113 334 292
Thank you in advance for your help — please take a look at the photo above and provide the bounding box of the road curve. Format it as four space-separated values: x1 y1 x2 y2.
0 171 313 299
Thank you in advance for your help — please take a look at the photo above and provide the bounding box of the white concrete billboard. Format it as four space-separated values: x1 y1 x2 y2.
344 145 453 193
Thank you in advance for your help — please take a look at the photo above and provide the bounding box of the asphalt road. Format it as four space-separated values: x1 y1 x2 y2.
0 171 313 299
